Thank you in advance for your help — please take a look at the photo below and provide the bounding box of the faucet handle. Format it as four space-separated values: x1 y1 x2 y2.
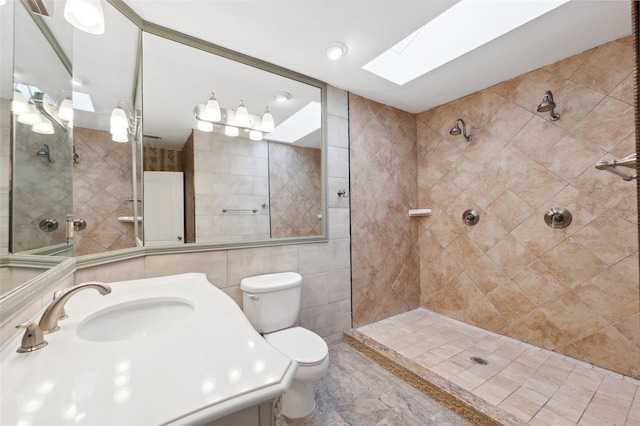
53 290 69 320
15 321 48 353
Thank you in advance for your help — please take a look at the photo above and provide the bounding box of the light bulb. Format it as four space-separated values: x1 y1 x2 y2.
326 42 348 60
203 94 221 122
197 120 213 132
58 99 73 121
32 121 54 134
18 105 42 125
261 107 275 133
225 126 239 137
111 129 128 143
235 100 250 127
64 0 105 34
249 130 263 141
11 91 28 114
110 107 128 129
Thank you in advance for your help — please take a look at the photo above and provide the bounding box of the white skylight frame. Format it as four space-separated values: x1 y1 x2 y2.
264 101 321 144
363 0 570 85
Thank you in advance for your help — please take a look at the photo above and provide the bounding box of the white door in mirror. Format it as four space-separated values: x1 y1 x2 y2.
143 171 184 245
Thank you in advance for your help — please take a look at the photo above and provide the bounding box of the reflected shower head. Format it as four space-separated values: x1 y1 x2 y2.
537 90 560 121
37 144 54 163
449 118 472 141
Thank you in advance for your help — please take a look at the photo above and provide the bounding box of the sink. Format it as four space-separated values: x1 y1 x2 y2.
77 297 195 342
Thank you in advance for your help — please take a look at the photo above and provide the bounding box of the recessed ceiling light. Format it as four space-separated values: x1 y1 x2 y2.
326 42 348 61
273 91 292 102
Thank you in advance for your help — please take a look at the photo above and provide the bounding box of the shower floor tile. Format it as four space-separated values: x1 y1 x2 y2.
352 308 640 426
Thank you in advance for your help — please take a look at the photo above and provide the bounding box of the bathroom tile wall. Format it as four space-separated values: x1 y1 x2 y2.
0 99 10 254
73 128 136 256
12 119 72 252
269 143 322 238
192 131 271 243
416 36 639 378
349 94 421 327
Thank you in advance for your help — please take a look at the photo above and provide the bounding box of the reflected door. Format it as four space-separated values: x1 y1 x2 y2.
143 172 184 246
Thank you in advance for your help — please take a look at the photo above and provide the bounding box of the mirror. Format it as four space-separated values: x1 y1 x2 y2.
141 31 324 245
10 0 73 255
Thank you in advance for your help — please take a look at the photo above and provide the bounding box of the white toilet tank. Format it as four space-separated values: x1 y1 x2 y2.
240 272 302 333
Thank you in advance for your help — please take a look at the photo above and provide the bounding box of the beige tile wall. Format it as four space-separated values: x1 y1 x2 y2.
0 99 10 254
269 143 322 238
416 36 639 378
349 94 421 327
192 131 271 243
1 86 351 347
73 128 136 255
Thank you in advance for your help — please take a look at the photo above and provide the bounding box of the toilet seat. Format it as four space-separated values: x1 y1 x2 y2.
264 327 328 366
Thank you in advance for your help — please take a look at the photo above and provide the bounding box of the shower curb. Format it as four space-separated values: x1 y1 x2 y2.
344 329 527 426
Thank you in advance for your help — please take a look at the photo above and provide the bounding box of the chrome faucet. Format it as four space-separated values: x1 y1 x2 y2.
38 281 112 334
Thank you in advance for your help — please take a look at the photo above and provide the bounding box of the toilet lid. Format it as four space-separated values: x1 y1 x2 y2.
265 327 328 365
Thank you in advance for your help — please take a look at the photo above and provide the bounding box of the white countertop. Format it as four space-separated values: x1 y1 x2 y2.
0 273 296 425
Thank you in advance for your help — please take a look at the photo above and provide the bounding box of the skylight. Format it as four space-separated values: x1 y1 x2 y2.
363 0 570 85
265 101 321 144
72 91 95 112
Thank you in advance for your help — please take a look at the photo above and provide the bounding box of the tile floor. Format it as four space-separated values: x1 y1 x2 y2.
357 308 640 426
283 343 472 425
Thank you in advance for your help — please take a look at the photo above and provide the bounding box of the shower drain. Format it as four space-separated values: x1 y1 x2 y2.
470 356 488 365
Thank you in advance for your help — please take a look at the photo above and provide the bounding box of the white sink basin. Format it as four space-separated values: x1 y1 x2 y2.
77 297 195 342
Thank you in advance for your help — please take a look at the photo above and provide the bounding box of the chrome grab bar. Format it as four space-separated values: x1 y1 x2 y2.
595 152 637 181
222 208 258 213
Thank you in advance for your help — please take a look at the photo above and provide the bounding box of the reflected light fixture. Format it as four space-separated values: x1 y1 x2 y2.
64 0 105 35
225 126 239 137
109 101 139 143
197 120 213 132
58 98 73 121
273 91 292 102
326 41 348 60
235 100 250 127
11 90 28 114
32 121 55 135
249 130 263 141
18 105 42 125
261 107 275 133
449 118 473 141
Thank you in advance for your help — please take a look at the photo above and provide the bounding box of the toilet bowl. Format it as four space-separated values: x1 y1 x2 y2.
240 272 329 418
264 327 328 418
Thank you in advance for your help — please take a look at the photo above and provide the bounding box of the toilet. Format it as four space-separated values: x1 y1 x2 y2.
240 272 329 419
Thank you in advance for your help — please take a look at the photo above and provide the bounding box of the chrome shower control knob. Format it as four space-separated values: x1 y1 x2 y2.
462 209 479 226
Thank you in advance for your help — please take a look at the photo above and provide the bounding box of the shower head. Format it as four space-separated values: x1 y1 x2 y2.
37 144 54 163
449 118 472 141
537 90 560 121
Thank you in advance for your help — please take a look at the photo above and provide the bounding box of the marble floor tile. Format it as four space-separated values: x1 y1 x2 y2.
283 343 472 426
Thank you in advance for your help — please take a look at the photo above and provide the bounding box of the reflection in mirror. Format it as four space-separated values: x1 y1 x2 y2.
11 0 73 255
142 32 324 245
71 2 141 256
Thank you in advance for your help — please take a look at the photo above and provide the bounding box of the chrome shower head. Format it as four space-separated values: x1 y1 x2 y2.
537 90 560 120
449 118 472 141
37 144 54 163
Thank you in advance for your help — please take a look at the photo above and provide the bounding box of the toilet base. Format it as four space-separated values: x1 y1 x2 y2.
281 379 315 419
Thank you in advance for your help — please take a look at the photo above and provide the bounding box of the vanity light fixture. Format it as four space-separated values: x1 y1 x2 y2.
225 126 239 137
11 90 29 114
261 107 275 133
64 0 105 35
32 120 55 135
326 41 348 60
109 101 139 143
200 92 222 122
58 98 73 121
17 104 42 125
249 130 263 141
197 120 214 132
235 100 250 127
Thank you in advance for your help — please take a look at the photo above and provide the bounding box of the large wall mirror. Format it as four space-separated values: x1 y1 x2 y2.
142 31 324 246
0 0 327 306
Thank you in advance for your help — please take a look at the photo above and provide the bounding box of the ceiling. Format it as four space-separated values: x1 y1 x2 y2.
123 0 632 114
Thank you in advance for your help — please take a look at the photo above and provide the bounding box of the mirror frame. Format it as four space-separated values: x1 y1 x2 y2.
1 0 329 326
